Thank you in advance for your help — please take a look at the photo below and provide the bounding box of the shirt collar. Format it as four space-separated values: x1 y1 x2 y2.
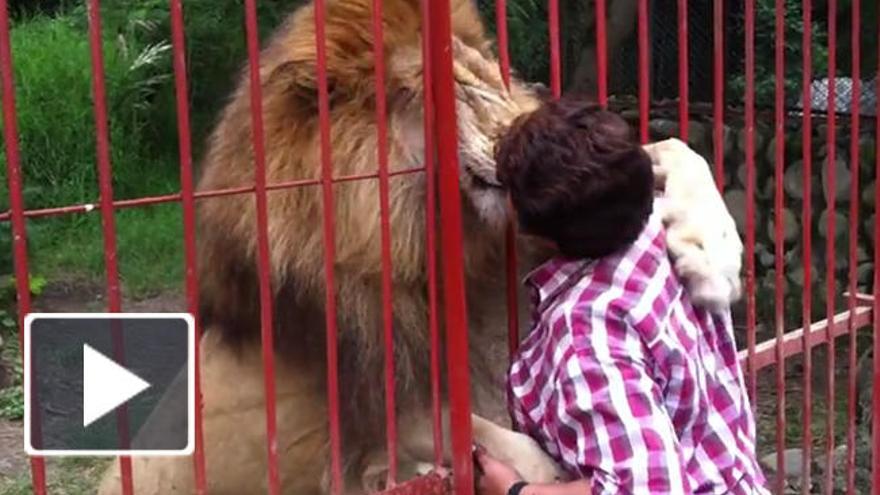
524 256 594 312
523 197 666 311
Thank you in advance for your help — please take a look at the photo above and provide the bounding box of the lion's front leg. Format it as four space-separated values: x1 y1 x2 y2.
643 138 744 310
397 407 565 485
471 415 566 483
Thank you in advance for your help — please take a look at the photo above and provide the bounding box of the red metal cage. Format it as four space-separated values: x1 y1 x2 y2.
1 0 879 494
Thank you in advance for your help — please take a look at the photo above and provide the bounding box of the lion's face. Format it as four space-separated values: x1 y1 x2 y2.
450 39 541 231
391 38 541 233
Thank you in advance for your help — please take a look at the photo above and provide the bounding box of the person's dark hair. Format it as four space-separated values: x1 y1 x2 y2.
495 98 653 259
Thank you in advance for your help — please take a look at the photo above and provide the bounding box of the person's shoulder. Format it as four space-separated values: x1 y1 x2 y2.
598 209 677 288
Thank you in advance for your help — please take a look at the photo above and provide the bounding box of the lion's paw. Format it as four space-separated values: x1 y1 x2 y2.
663 203 743 310
492 433 567 483
361 463 389 494
413 462 438 477
672 245 742 312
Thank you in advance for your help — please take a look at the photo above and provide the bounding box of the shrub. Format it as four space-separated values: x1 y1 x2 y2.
0 14 176 210
0 13 181 296
78 0 296 156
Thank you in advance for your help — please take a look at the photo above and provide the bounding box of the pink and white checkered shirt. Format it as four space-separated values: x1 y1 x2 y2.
507 206 769 494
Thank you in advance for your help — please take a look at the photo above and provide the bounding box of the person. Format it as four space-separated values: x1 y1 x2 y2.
474 99 769 495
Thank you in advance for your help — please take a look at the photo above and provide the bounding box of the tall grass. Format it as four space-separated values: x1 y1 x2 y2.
0 2 298 298
2 15 177 208
0 14 181 297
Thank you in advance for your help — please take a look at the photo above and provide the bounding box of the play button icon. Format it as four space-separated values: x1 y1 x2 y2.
24 313 193 456
82 344 151 428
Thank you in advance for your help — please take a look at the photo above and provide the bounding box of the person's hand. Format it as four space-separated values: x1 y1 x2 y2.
473 443 524 495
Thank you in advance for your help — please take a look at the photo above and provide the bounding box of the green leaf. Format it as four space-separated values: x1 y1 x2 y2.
29 275 47 296
0 385 24 421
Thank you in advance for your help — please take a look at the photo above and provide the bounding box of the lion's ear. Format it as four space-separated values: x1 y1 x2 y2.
264 60 336 108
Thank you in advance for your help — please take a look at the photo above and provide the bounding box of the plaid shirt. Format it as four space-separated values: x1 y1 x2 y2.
508 206 769 494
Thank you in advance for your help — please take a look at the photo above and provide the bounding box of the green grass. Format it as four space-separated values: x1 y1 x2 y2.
1 14 178 207
0 13 183 298
0 332 22 421
0 457 108 495
0 4 293 297
29 204 184 299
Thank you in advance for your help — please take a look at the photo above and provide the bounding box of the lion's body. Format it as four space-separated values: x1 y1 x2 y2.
194 0 541 483
98 332 330 494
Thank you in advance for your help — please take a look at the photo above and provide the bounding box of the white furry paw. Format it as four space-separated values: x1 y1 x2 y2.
360 464 389 493
492 432 567 483
413 462 438 477
671 242 742 312
645 138 744 310
661 201 743 310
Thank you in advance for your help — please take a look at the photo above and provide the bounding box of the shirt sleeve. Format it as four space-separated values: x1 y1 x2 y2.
548 306 689 495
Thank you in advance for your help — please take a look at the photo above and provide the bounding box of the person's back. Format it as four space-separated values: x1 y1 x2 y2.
509 201 766 493
484 98 768 494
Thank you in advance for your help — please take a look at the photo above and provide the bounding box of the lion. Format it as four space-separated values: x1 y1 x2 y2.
97 0 742 493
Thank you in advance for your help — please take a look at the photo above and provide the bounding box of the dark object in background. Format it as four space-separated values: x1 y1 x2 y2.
8 0 68 18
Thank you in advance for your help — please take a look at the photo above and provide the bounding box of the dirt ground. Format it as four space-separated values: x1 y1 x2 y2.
0 420 26 480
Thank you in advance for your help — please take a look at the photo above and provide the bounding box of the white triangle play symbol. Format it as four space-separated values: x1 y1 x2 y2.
82 344 150 428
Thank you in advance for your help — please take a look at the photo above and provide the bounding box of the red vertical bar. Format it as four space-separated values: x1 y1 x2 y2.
773 0 787 490
676 0 688 141
845 1 861 493
872 22 880 494
167 1 207 491
370 0 399 484
743 0 757 403
547 0 561 98
427 0 474 493
801 1 814 490
637 0 649 143
0 1 48 492
823 2 838 493
495 0 511 89
495 0 520 362
86 1 133 492
712 0 724 190
242 0 280 492
419 0 443 467
504 225 519 361
313 0 344 491
595 0 608 107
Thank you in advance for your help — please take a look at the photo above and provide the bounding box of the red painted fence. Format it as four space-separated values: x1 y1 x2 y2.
1 0 879 494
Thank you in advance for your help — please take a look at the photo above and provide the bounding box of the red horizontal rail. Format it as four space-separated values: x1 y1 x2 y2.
737 306 873 372
0 167 427 222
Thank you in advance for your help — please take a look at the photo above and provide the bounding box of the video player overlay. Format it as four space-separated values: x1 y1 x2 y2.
24 314 193 456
